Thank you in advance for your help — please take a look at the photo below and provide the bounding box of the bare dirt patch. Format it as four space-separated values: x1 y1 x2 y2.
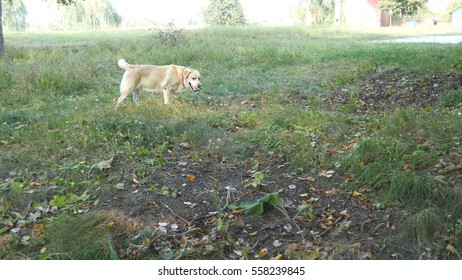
325 70 460 113
94 144 410 260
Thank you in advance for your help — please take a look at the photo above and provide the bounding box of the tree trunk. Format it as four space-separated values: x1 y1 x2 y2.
0 0 4 57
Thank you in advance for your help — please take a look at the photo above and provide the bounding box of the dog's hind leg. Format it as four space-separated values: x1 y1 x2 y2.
132 88 141 104
115 85 133 109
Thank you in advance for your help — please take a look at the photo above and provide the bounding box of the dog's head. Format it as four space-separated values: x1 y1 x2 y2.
183 68 201 92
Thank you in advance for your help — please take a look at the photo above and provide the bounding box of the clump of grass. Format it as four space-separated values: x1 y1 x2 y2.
402 208 445 247
45 211 142 260
236 105 353 172
438 88 462 108
342 108 461 249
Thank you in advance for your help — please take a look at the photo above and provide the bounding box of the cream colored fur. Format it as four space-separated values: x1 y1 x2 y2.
116 58 201 108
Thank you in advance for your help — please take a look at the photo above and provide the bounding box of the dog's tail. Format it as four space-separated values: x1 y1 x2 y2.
118 58 130 70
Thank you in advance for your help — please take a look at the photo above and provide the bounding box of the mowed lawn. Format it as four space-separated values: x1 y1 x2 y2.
1 26 461 259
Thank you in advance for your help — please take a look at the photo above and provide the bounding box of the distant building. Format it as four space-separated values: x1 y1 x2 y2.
451 7 462 25
342 0 381 27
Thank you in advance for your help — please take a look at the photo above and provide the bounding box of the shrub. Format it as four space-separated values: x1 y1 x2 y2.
203 0 246 26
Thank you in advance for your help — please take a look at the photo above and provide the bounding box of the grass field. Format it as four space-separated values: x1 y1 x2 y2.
1 26 461 259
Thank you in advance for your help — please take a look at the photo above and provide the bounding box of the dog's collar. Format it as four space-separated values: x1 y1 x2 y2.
181 74 186 89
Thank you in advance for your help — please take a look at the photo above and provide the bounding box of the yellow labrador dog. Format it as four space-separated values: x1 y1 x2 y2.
116 59 201 108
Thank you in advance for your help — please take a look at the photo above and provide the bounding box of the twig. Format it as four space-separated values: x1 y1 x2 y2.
159 201 190 226
275 205 306 243
320 216 344 237
251 233 272 250
342 195 352 208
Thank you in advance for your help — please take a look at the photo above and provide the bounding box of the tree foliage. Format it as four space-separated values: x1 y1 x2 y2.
2 0 27 31
0 0 79 56
379 0 428 17
48 0 122 30
0 0 4 57
203 0 246 26
448 0 462 13
309 0 335 25
291 0 335 25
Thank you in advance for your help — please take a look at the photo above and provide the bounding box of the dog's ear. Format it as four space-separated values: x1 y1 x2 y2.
183 68 192 79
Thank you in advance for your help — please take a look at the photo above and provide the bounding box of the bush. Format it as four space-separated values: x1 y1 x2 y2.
203 0 246 26
151 23 186 47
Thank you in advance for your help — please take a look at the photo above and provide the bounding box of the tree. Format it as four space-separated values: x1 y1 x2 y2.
291 0 335 25
0 0 6 57
0 0 76 57
203 0 246 26
2 0 28 31
50 0 121 30
379 0 427 24
448 0 462 13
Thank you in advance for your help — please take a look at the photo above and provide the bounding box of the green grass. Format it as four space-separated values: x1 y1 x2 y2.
1 26 462 259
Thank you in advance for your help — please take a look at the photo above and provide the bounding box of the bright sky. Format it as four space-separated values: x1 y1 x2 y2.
109 0 301 25
23 0 453 29
24 0 300 27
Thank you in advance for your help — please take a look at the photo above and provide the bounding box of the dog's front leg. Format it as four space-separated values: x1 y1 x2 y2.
163 88 171 104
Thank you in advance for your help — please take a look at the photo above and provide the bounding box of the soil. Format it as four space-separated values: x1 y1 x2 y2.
325 69 460 113
95 70 461 260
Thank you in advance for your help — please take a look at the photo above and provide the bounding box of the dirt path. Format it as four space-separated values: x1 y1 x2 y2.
372 35 462 44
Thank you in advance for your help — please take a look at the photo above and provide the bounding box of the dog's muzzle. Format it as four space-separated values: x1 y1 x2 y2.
189 82 201 92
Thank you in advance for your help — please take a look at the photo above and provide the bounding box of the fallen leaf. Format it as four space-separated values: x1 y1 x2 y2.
351 242 361 249
350 190 361 197
179 142 191 149
326 215 334 224
446 244 457 255
366 251 373 259
258 248 267 258
107 222 115 227
283 224 293 232
302 197 319 204
28 212 42 222
320 170 335 178
29 182 40 188
342 143 354 151
249 231 258 236
181 235 188 245
170 224 179 231
94 157 114 171
273 253 283 260
143 238 151 247
325 188 338 196
306 249 320 260
186 174 196 182
232 218 245 227
21 236 31 246
339 209 348 217
273 240 282 247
